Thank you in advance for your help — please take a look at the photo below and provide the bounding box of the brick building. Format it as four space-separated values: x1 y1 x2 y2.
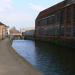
35 0 75 42
0 22 8 40
9 27 22 39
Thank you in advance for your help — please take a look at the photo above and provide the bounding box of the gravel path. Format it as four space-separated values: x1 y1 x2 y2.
0 38 43 75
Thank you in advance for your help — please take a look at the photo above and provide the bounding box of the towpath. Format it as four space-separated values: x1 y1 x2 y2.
0 38 42 75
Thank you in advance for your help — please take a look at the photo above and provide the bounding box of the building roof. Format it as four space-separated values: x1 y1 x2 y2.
10 28 19 33
0 22 8 27
0 22 5 25
36 1 65 20
9 27 22 36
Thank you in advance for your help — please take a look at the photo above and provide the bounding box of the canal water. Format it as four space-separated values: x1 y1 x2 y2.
12 40 75 75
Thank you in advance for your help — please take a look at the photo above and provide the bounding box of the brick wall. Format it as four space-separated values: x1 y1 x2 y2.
0 25 7 39
65 0 75 5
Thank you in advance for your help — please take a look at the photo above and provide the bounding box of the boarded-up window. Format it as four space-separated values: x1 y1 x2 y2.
73 5 75 36
60 9 65 36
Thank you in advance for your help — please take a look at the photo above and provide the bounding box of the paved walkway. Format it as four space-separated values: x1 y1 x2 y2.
0 39 43 75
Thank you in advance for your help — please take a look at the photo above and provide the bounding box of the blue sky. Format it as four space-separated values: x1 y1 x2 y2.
0 0 64 30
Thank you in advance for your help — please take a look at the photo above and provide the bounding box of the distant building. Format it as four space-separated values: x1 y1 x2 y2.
22 30 35 39
0 22 8 40
9 27 22 39
20 28 26 33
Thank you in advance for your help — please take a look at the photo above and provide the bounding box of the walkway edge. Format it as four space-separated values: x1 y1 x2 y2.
8 39 43 75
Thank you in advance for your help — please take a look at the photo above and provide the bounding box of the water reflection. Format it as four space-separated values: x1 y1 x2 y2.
12 40 36 65
12 40 75 75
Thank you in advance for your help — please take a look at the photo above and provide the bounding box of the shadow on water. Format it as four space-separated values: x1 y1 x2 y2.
12 40 75 75
35 41 75 75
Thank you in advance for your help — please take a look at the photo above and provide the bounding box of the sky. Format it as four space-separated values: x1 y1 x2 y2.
0 0 64 30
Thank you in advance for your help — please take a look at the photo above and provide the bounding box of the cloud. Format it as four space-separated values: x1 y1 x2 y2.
29 3 45 12
0 0 12 12
0 0 35 29
0 11 33 24
0 0 33 26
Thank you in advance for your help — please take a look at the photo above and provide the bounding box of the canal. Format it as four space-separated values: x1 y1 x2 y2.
12 40 75 75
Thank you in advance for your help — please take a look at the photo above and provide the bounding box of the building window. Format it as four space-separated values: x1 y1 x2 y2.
66 6 71 25
60 9 65 36
43 19 47 25
46 17 50 25
73 26 75 36
73 5 75 36
64 6 72 36
37 20 41 26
